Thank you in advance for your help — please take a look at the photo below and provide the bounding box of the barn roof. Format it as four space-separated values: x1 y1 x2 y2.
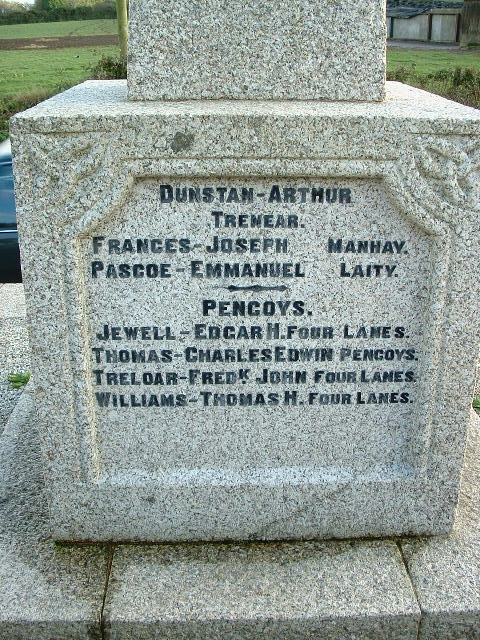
386 0 463 18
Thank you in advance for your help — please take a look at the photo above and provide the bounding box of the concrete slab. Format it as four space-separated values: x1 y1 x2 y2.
387 39 459 50
104 540 420 639
0 387 109 639
401 412 480 640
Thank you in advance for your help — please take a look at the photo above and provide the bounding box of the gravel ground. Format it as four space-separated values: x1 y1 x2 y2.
387 39 460 51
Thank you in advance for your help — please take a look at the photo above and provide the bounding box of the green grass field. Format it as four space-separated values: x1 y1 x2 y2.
0 18 117 39
2 45 480 98
387 48 480 74
0 45 118 95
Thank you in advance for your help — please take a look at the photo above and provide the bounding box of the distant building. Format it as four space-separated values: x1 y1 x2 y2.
387 1 464 42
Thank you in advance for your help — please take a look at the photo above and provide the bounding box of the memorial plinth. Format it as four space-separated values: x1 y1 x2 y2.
11 79 480 541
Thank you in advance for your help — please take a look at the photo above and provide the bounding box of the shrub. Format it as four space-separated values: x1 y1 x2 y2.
0 88 60 142
7 372 31 389
387 66 480 109
387 64 417 83
89 55 127 80
0 1 116 24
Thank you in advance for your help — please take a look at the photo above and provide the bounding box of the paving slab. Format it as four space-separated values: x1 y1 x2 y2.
104 540 420 639
0 283 30 432
0 387 109 639
401 412 480 640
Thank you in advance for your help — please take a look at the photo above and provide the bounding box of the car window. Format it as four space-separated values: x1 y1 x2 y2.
0 159 16 230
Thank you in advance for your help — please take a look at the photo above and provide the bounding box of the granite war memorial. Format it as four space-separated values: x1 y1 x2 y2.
10 0 480 548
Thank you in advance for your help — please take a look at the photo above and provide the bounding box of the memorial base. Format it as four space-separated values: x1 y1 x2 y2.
10 81 480 542
0 388 478 640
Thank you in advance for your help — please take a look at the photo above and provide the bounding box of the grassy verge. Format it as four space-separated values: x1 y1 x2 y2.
0 45 117 141
1 89 61 141
387 48 480 74
0 18 117 39
386 47 480 108
387 65 480 108
473 397 480 415
0 45 117 95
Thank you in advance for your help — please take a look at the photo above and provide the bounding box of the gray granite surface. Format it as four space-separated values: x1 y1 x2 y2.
10 80 480 541
127 0 386 102
1 392 480 638
475 356 480 400
0 385 110 639
401 421 480 640
0 283 30 434
10 81 480 130
104 540 419 639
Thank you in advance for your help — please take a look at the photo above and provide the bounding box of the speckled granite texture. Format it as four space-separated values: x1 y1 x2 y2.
0 387 109 639
127 0 386 102
10 80 480 541
104 541 419 639
2 393 480 638
400 420 480 640
0 283 30 434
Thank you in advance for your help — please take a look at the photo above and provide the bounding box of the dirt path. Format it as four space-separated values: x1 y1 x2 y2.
0 34 118 50
387 38 460 51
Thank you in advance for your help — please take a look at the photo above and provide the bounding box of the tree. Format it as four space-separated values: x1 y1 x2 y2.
116 0 127 58
0 0 27 12
461 0 480 47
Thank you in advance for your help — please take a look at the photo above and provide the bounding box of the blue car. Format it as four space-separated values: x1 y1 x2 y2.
0 139 21 282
